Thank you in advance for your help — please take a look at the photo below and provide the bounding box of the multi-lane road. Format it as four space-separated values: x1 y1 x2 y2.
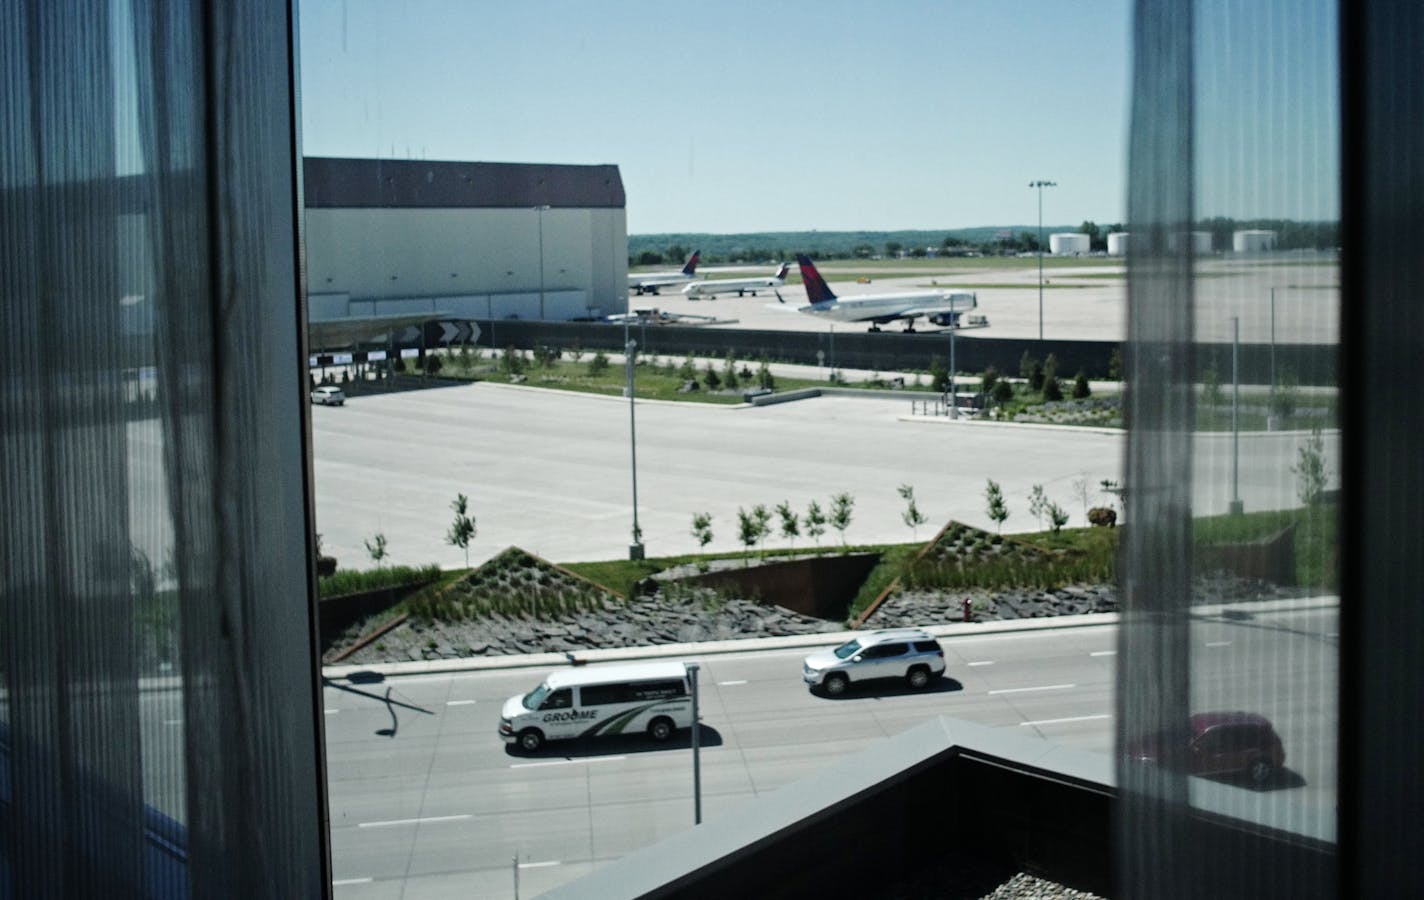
321 601 1338 898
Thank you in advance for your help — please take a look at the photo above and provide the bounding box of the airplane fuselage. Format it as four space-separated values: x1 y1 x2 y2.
682 276 785 298
796 290 977 326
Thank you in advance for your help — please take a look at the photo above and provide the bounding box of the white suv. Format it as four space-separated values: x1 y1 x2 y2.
310 385 345 406
802 628 946 695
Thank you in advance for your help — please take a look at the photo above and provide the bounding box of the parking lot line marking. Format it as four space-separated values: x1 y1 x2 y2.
518 860 561 869
446 700 477 706
1204 641 1232 648
988 683 1075 695
332 878 374 886
357 814 472 829
510 756 628 769
1090 650 1116 657
717 680 748 686
1020 714 1111 727
967 661 995 667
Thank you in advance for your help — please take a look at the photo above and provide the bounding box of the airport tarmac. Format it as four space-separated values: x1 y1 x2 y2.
643 255 1339 345
309 379 1331 572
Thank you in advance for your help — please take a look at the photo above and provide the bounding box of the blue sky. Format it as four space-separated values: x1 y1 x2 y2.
297 1 1130 234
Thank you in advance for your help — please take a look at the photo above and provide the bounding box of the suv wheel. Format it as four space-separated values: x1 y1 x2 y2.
822 673 849 696
906 666 932 690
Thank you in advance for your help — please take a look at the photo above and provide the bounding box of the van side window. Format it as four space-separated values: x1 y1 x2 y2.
628 680 686 701
539 688 572 710
580 684 630 706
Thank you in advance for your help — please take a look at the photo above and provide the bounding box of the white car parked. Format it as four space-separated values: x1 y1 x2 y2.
310 385 345 406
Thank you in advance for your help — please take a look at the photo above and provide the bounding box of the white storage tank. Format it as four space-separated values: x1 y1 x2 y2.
1233 229 1277 253
1107 232 1130 256
1049 233 1091 256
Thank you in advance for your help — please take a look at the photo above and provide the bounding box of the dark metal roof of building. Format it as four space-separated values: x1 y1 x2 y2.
303 157 625 210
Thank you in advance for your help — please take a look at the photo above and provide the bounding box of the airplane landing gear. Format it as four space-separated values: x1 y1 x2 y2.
868 324 882 333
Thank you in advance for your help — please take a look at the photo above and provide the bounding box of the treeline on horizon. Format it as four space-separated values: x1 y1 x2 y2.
628 217 1340 265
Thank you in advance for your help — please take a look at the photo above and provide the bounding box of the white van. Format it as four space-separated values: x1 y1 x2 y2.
499 661 694 753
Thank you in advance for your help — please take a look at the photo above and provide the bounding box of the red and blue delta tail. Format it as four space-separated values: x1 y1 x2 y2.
681 250 701 276
795 254 837 305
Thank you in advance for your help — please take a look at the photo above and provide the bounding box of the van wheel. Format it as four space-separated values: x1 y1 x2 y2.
648 716 674 742
518 728 545 753
823 673 849 696
906 666 932 690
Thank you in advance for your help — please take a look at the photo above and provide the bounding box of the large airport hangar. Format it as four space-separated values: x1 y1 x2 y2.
303 157 628 349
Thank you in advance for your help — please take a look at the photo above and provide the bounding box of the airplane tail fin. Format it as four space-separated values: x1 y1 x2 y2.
795 254 837 305
681 250 701 276
774 262 790 280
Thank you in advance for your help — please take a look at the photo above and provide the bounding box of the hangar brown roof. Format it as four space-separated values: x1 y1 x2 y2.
302 157 625 210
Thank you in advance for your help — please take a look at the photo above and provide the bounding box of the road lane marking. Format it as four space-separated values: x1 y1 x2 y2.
332 878 374 886
357 814 472 828
967 661 995 667
163 719 183 726
1021 714 1111 727
446 700 477 706
717 680 748 686
324 709 339 715
518 860 561 869
988 683 1075 695
1204 641 1232 648
510 756 628 769
1090 650 1116 657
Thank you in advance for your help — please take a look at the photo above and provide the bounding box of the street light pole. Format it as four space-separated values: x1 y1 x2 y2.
687 662 702 825
626 337 644 559
1029 180 1056 341
535 205 551 321
1230 316 1243 515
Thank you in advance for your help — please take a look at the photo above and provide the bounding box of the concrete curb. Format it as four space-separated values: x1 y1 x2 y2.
319 594 1337 681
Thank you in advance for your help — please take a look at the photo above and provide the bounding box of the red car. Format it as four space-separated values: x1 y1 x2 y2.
1127 712 1286 785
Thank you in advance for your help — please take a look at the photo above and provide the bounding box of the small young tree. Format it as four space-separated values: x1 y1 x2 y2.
445 493 477 567
1042 354 1063 401
679 352 698 380
1292 427 1328 505
898 484 927 540
500 346 525 375
1028 484 1049 530
1202 366 1224 410
775 501 800 549
929 356 950 393
751 504 772 557
690 512 714 571
829 493 855 548
722 353 741 391
984 479 1009 532
703 362 722 391
1072 370 1091 399
736 507 756 562
758 359 776 390
804 499 827 548
587 350 610 375
1048 501 1070 533
980 365 1000 397
1108 346 1123 382
364 533 388 568
991 379 1014 405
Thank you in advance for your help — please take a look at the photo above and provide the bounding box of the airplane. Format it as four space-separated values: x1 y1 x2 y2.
781 254 978 333
628 250 700 295
679 262 790 299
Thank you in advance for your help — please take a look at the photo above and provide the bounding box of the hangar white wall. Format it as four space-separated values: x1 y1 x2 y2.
305 206 627 322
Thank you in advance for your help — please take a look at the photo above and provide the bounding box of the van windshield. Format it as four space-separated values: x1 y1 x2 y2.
523 683 551 710
833 639 862 660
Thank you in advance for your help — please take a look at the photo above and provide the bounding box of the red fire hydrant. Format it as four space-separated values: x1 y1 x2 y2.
962 597 973 622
